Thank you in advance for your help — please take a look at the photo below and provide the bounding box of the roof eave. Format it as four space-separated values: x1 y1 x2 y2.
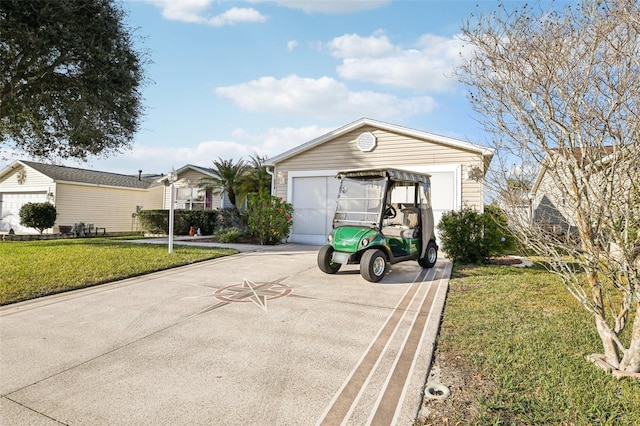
0 160 25 181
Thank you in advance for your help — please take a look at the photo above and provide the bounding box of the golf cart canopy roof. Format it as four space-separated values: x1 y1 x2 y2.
336 168 431 184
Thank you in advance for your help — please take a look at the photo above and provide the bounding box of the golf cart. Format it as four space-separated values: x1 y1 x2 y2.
317 168 438 282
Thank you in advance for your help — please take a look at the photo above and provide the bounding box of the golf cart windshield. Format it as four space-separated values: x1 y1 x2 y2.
333 177 386 229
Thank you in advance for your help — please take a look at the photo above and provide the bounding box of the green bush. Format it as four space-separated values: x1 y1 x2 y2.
483 204 517 256
137 210 219 235
19 202 57 234
438 207 486 263
437 205 516 263
216 208 247 233
246 190 293 245
214 228 242 243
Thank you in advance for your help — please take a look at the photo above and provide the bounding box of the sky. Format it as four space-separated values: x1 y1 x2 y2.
3 0 518 176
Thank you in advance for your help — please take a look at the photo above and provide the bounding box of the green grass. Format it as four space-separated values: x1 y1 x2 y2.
436 263 640 425
0 238 238 305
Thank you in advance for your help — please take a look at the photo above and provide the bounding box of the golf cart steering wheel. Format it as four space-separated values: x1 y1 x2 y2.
384 205 397 219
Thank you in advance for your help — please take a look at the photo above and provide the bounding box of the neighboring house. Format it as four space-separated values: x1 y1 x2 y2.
156 164 233 211
529 146 615 234
266 118 495 245
0 161 234 235
0 160 164 234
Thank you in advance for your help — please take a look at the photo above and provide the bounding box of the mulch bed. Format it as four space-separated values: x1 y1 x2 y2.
487 256 523 266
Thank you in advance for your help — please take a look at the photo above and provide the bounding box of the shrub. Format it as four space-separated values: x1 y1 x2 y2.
137 210 219 235
216 207 247 233
19 202 57 234
214 228 242 243
438 207 486 263
483 204 517 256
437 205 516 263
246 190 293 245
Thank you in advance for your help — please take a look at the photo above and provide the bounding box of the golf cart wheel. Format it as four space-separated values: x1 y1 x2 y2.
318 244 341 274
418 241 438 269
360 249 387 282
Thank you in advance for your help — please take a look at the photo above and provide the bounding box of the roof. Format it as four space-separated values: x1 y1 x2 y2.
551 146 615 164
266 117 495 165
156 164 219 183
1 160 162 189
336 168 431 183
531 145 616 194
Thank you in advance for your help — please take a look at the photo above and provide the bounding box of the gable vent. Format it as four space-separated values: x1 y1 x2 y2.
357 132 377 152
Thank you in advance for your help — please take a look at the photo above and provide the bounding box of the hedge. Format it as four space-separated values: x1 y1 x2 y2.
137 210 219 235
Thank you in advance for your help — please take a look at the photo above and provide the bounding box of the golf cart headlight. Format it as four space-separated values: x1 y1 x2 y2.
360 238 369 247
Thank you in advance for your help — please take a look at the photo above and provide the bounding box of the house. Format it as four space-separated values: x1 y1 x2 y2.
529 146 616 234
0 161 237 235
156 164 234 211
0 160 164 234
266 118 495 245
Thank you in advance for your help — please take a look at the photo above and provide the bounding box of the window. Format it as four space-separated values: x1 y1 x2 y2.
175 187 209 210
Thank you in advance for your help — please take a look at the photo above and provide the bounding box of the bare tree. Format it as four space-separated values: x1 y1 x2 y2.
457 0 640 377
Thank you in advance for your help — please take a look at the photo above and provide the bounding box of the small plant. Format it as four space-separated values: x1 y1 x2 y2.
19 202 57 234
246 190 293 245
214 228 242 243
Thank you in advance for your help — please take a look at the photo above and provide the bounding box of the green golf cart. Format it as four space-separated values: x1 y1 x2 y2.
317 168 438 282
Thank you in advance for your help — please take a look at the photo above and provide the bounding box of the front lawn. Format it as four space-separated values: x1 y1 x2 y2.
0 238 238 305
419 262 640 425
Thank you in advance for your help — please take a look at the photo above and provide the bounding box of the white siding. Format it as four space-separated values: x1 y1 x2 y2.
0 165 56 233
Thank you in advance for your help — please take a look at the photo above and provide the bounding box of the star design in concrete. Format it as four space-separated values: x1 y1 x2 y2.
214 278 292 312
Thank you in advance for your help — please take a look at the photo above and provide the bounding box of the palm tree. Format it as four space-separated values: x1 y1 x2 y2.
239 154 272 197
198 158 248 209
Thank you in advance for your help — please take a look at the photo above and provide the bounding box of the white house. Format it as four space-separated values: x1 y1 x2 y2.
0 160 164 234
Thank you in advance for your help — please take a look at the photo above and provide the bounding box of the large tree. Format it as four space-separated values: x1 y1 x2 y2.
0 0 147 160
458 0 640 377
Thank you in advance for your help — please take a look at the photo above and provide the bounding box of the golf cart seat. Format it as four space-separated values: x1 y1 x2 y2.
383 207 420 239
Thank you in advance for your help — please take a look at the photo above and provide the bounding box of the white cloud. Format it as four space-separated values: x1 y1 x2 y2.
208 7 267 26
53 125 336 174
327 32 396 58
144 0 267 26
287 40 298 51
248 0 391 14
215 74 436 120
327 32 468 91
261 125 334 155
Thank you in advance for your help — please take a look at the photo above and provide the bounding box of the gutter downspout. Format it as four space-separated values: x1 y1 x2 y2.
266 166 275 196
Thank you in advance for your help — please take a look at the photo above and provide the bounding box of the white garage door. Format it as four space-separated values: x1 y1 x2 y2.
288 167 460 245
289 174 340 245
0 192 48 233
425 171 458 241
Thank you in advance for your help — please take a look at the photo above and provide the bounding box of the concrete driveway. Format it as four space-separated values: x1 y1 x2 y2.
1 244 451 425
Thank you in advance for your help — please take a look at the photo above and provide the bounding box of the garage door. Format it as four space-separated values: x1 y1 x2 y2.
0 192 48 233
425 171 458 241
288 167 459 245
289 174 340 245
